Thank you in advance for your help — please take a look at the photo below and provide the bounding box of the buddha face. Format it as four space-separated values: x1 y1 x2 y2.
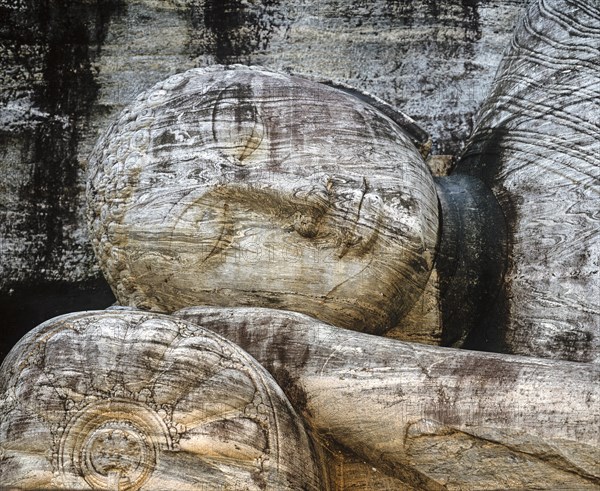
87 66 439 334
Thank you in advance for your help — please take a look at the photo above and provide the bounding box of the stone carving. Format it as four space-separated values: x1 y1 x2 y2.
3 306 596 489
87 0 599 359
57 400 167 490
454 0 600 362
0 311 324 490
0 0 525 351
174 306 600 490
1 0 598 489
87 65 439 338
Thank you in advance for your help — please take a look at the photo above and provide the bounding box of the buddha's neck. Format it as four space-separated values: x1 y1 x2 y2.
433 174 507 349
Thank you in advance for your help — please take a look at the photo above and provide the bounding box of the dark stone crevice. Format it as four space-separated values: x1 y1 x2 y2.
0 278 115 364
435 173 508 350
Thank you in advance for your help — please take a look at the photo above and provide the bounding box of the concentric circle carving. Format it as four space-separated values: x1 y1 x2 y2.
83 420 152 489
58 399 169 491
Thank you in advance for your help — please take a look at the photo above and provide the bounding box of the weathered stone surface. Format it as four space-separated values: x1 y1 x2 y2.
87 65 440 336
86 38 599 354
175 306 600 490
455 0 600 362
3 305 598 489
1 4 597 490
0 310 324 490
0 0 525 358
0 0 124 359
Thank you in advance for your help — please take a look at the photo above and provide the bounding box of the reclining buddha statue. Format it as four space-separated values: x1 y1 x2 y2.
1 0 598 489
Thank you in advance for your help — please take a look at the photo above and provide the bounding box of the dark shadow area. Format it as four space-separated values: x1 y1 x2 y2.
0 278 115 364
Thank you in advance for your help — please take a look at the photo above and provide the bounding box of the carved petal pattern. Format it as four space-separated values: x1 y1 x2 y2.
0 310 323 490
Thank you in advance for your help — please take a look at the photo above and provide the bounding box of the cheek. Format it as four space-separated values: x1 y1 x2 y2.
112 177 437 335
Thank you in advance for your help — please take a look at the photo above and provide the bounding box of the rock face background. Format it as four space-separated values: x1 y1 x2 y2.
0 0 525 360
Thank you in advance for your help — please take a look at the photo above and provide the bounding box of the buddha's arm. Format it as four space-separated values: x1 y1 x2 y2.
176 306 600 490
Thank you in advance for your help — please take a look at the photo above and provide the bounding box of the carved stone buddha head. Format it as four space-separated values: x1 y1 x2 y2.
87 65 439 334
